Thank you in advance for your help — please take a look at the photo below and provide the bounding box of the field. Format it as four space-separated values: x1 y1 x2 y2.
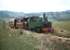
53 21 70 31
52 21 70 37
0 20 70 50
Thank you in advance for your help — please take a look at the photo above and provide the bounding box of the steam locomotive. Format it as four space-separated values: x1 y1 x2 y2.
9 13 54 33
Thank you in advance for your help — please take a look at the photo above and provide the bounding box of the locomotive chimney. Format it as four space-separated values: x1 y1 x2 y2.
43 13 48 22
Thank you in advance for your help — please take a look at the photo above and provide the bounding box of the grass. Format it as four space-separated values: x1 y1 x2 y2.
0 21 39 50
52 21 70 37
0 20 70 50
53 21 70 31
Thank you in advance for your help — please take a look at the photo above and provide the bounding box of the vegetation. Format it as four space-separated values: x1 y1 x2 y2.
0 20 40 50
0 20 70 50
52 21 70 37
53 21 70 31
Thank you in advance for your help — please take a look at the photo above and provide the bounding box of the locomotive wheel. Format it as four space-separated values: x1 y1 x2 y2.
35 27 41 33
42 27 54 33
42 27 48 33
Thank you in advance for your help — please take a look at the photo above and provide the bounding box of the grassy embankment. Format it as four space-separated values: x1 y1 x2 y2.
0 20 40 50
0 20 70 50
52 21 70 37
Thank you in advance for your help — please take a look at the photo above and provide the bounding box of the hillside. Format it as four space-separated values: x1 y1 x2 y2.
25 10 70 21
0 11 24 18
0 10 70 21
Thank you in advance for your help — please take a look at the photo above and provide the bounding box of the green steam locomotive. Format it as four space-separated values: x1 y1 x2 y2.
10 13 54 33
